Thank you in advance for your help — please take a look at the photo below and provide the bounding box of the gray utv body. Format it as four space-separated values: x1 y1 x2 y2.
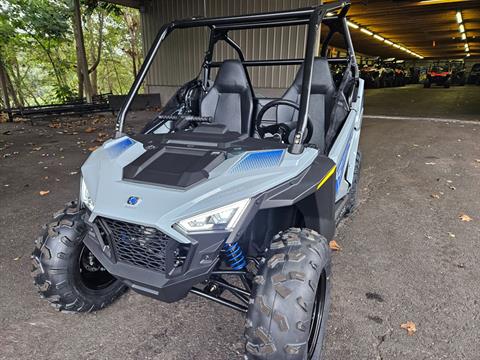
80 1 363 304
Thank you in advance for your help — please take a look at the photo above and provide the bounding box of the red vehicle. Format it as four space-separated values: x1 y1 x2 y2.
424 65 451 88
424 62 466 88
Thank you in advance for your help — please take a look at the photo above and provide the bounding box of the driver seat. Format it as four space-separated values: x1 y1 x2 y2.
277 58 346 153
200 60 253 134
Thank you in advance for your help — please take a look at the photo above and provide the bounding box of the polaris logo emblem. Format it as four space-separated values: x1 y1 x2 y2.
126 196 141 207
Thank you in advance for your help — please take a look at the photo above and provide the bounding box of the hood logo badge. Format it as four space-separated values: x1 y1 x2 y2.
126 196 141 207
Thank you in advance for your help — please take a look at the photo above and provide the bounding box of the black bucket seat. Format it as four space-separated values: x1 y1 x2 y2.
200 60 253 134
276 58 348 152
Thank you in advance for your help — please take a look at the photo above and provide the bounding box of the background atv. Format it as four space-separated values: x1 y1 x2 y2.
424 61 466 88
467 63 480 85
32 2 363 359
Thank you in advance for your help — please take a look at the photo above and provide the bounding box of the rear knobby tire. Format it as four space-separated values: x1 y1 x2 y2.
31 202 126 312
344 150 361 217
245 228 331 360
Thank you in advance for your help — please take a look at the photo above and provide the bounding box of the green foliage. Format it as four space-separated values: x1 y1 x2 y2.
53 83 77 103
0 0 142 106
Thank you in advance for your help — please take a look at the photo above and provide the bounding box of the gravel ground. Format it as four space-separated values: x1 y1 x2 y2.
0 108 479 359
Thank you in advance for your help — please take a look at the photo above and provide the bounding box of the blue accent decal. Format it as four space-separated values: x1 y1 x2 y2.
336 139 352 192
126 196 140 206
230 149 284 173
106 137 135 158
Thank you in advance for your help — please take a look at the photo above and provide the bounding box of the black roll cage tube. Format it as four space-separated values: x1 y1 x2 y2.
115 1 356 154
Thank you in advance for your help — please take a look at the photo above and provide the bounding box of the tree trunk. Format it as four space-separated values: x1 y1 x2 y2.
75 43 84 100
72 0 93 103
111 59 124 94
89 43 98 96
10 56 26 107
5 69 21 108
124 11 140 78
0 57 13 121
87 12 104 97
131 55 137 78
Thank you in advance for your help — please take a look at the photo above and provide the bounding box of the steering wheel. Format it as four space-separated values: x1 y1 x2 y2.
255 99 314 144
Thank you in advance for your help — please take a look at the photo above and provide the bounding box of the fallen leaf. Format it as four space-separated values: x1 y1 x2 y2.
32 147 42 151
400 321 417 336
13 256 21 261
39 190 50 196
88 146 99 152
425 162 436 165
430 193 440 199
448 232 456 238
476 159 480 163
95 132 109 142
329 240 341 251
85 127 96 133
459 214 472 222
69 171 78 175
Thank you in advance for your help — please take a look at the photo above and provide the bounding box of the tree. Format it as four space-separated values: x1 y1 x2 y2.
123 9 141 78
0 0 142 106
3 0 75 102
72 0 93 102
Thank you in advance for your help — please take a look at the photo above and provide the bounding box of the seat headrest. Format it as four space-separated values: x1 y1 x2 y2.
292 58 334 93
213 60 250 93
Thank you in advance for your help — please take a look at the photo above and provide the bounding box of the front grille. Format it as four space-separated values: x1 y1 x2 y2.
97 217 178 273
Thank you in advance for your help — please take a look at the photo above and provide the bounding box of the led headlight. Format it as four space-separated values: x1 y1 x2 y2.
80 177 95 211
177 199 250 233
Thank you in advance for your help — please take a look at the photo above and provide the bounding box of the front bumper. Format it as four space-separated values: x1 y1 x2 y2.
82 212 228 302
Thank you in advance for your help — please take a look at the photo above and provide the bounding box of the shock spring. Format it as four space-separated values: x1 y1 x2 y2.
223 242 246 270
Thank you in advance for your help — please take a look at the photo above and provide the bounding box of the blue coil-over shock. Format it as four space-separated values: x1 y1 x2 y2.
223 242 246 270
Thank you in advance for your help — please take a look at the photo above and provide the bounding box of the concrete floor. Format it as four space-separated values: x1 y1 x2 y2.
365 84 480 120
1 85 480 359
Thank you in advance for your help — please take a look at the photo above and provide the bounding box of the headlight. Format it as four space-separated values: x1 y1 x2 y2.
80 177 95 211
177 199 250 233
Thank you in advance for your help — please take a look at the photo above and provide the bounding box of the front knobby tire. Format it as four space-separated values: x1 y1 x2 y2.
245 228 331 360
31 202 127 312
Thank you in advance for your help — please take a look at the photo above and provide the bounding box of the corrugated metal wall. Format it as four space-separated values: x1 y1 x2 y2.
141 0 323 90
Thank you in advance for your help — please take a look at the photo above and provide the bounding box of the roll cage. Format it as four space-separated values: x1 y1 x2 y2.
115 0 357 155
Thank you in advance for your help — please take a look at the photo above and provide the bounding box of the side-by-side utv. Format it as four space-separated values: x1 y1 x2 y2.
32 2 363 359
424 61 466 88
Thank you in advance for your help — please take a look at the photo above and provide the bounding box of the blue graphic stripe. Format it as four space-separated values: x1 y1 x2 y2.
106 137 135 158
230 149 284 173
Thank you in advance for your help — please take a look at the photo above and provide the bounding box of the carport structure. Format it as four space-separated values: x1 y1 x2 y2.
105 0 480 102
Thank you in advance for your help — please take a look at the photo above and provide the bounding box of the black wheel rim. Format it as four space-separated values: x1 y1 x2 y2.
77 245 116 290
307 271 327 359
